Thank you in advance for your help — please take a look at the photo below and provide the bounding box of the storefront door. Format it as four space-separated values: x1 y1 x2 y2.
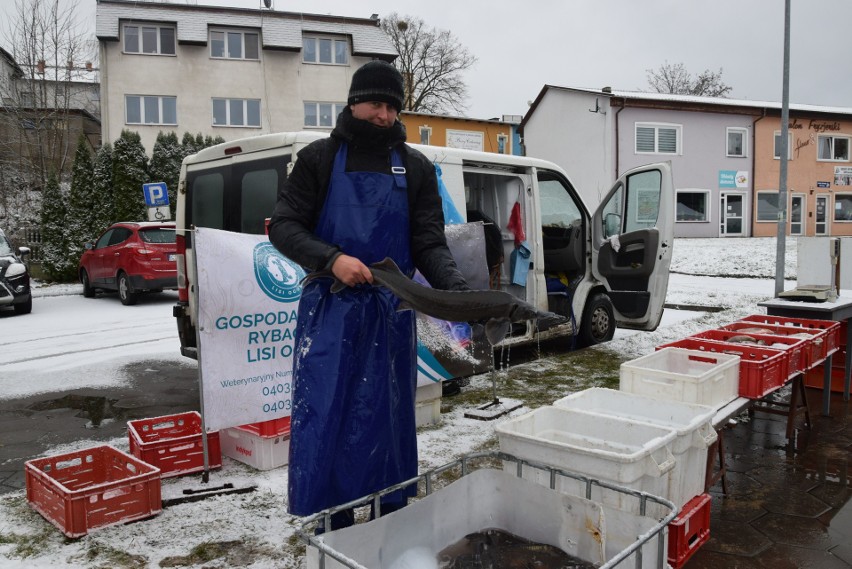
790 194 805 235
815 195 828 235
720 193 744 236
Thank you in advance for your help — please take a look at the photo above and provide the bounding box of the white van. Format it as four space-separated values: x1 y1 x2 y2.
174 132 673 377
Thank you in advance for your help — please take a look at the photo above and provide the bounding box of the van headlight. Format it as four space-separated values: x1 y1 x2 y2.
5 262 26 278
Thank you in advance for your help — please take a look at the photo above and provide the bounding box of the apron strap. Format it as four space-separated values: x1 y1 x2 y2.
332 142 349 174
391 149 407 190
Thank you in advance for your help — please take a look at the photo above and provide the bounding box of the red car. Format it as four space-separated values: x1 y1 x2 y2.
79 222 177 305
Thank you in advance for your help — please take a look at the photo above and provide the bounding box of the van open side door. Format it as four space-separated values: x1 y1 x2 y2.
591 162 674 330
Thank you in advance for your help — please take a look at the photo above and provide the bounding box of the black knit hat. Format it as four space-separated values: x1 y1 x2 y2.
347 60 404 112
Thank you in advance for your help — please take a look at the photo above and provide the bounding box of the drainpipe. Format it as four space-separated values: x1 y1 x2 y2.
751 111 766 238
614 102 625 180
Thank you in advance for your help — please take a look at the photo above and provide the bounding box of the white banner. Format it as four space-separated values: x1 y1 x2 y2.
194 228 304 431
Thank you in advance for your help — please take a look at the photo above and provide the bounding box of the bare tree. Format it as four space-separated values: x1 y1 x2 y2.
380 13 477 114
0 0 96 238
646 61 732 98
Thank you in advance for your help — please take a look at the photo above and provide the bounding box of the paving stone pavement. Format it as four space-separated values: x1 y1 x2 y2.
688 387 851 568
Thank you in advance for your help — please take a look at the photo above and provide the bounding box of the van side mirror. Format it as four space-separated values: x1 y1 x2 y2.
603 212 621 238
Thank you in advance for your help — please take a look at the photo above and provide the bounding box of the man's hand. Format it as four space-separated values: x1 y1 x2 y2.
331 254 374 288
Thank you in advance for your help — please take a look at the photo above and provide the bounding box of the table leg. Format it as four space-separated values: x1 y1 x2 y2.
845 317 852 402
823 352 833 417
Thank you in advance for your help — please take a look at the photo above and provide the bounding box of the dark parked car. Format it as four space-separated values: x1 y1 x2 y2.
79 222 177 305
0 228 32 315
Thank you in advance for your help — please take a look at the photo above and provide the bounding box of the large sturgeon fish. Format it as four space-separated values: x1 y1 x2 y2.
301 257 568 345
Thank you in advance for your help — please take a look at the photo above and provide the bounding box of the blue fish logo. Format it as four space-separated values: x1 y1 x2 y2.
253 242 305 302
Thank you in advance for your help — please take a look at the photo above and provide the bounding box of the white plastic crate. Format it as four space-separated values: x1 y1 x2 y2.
495 406 677 516
307 468 670 569
620 347 740 409
415 381 442 427
220 426 289 471
554 387 716 509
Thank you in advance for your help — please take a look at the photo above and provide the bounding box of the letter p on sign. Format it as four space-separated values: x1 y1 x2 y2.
143 182 169 207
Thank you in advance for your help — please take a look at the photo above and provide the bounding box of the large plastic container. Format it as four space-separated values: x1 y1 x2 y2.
220 424 290 470
127 411 221 478
620 346 740 408
655 340 786 399
554 387 716 509
495 405 677 516
306 467 671 569
690 328 807 378
739 313 840 362
25 445 162 538
721 320 825 369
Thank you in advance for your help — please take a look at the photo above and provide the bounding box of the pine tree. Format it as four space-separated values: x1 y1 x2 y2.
66 136 95 266
40 172 75 281
112 130 149 223
180 132 201 158
91 143 114 234
150 131 182 219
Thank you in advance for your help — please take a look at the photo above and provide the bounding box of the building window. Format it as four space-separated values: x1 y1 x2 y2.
302 36 348 65
835 194 852 221
125 95 177 125
303 102 346 128
635 123 681 155
727 127 747 157
497 134 509 154
419 126 432 145
210 29 259 60
773 131 792 160
756 191 779 222
123 24 175 55
818 135 850 162
212 98 261 127
676 190 709 222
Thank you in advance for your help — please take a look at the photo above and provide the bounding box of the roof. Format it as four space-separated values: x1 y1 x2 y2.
95 0 396 58
0 46 23 77
521 84 852 130
401 109 518 126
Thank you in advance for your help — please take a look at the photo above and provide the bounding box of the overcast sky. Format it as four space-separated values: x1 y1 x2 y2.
2 0 850 119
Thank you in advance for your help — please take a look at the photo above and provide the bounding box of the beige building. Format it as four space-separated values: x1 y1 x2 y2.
95 0 396 152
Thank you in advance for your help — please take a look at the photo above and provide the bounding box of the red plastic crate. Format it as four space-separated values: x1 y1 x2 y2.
25 445 162 538
668 493 711 569
691 328 807 377
738 314 841 362
128 411 221 478
804 366 850 393
657 338 787 399
237 416 291 438
722 321 823 369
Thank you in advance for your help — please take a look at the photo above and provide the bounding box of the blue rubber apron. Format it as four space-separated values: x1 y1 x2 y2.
288 142 417 516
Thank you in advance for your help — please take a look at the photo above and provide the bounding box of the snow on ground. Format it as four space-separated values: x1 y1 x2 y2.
0 237 805 568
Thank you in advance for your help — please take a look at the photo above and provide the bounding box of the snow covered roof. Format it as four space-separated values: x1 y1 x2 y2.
536 84 852 116
95 0 397 58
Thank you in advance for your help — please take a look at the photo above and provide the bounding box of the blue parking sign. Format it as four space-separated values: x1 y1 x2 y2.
143 182 169 207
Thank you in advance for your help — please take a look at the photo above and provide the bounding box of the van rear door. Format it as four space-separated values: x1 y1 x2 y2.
590 162 673 330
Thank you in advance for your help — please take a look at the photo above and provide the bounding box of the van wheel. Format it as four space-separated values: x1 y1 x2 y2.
118 272 138 306
579 293 615 346
80 269 94 298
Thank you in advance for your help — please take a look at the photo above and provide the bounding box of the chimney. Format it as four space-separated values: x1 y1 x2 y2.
36 60 45 74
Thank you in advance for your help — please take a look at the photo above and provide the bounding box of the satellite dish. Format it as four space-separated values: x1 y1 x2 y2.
262 0 272 8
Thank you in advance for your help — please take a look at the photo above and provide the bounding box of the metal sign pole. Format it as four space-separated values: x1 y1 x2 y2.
191 226 211 483
774 0 792 297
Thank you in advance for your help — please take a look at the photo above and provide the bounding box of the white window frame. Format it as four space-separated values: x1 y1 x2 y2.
726 127 748 157
419 126 432 145
756 190 780 222
212 98 261 127
123 24 176 56
302 35 349 65
675 189 710 223
817 135 851 162
497 133 509 154
303 102 347 128
210 28 260 60
774 131 793 160
634 122 682 155
834 193 852 222
125 95 177 125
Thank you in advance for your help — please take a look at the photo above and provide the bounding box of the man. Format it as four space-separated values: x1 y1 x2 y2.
268 60 468 529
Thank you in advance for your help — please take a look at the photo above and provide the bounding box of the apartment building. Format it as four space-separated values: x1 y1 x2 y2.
95 0 396 152
521 86 852 238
